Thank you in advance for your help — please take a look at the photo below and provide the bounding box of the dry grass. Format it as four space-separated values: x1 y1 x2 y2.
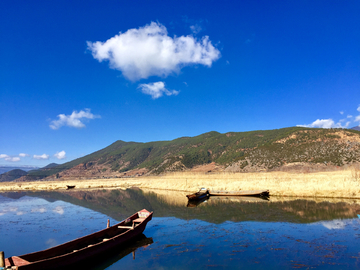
1 169 360 199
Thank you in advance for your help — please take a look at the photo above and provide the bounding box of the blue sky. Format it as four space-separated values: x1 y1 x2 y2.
1 0 360 167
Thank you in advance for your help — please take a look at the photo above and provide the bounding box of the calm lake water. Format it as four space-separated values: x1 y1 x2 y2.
0 188 359 269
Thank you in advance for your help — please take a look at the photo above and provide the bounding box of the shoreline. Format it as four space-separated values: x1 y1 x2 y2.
1 170 360 199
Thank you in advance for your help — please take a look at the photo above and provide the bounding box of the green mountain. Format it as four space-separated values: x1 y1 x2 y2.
0 169 28 182
16 127 360 181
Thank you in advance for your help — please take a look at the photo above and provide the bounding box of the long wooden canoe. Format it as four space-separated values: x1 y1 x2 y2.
4 209 153 270
209 190 270 197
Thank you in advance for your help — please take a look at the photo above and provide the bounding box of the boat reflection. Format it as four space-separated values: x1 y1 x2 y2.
91 234 153 270
187 197 208 207
187 195 269 207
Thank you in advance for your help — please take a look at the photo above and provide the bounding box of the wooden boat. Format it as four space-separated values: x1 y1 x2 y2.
186 188 209 201
4 209 153 270
66 185 75 190
209 190 270 197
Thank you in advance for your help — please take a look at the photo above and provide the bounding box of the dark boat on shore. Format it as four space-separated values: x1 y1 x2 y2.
186 188 210 201
4 209 153 270
209 189 270 198
66 185 76 190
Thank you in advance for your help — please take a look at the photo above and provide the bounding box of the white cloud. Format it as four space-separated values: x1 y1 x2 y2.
357 105 360 112
87 22 220 81
190 24 202 34
33 154 49 160
297 119 344 129
6 157 20 162
137 81 179 99
0 154 20 162
340 111 344 115
50 109 100 130
54 151 66 160
19 153 29 157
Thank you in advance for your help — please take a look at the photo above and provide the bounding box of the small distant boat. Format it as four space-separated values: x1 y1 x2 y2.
66 185 76 190
186 188 210 201
4 209 153 270
209 190 270 197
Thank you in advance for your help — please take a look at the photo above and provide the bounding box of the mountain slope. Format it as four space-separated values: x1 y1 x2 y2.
0 169 28 182
14 127 360 181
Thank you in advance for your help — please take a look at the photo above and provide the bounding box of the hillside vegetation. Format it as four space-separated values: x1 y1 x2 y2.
0 169 28 182
14 127 360 181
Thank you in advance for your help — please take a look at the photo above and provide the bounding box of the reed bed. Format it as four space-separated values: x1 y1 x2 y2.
1 169 360 199
136 170 360 199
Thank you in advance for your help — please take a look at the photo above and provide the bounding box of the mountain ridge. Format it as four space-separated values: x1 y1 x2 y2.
11 126 360 182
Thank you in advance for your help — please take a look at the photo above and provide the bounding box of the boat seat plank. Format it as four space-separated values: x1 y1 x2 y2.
133 218 145 223
118 225 134 230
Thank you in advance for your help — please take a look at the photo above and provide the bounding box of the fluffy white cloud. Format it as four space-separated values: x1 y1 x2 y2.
297 119 344 129
33 154 49 160
87 22 220 81
138 81 179 99
50 109 100 130
0 154 20 162
19 153 29 157
6 157 20 162
54 151 66 160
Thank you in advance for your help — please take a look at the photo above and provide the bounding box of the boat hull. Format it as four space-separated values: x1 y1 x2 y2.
5 210 153 270
186 192 209 201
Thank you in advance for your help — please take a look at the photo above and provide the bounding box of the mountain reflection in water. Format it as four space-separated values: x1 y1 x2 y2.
1 189 360 269
2 188 360 224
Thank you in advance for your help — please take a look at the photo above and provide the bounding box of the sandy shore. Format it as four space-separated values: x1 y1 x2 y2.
1 170 360 199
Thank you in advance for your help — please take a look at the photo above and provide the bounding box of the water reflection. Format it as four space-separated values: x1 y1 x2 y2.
2 188 360 224
1 189 360 269
91 234 153 270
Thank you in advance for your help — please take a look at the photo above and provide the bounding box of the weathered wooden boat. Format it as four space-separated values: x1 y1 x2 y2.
186 188 210 201
66 185 75 190
4 209 153 270
209 190 270 197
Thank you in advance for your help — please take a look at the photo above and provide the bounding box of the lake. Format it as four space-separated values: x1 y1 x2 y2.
1 188 359 269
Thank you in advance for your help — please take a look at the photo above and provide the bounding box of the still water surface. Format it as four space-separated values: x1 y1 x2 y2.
0 189 359 269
